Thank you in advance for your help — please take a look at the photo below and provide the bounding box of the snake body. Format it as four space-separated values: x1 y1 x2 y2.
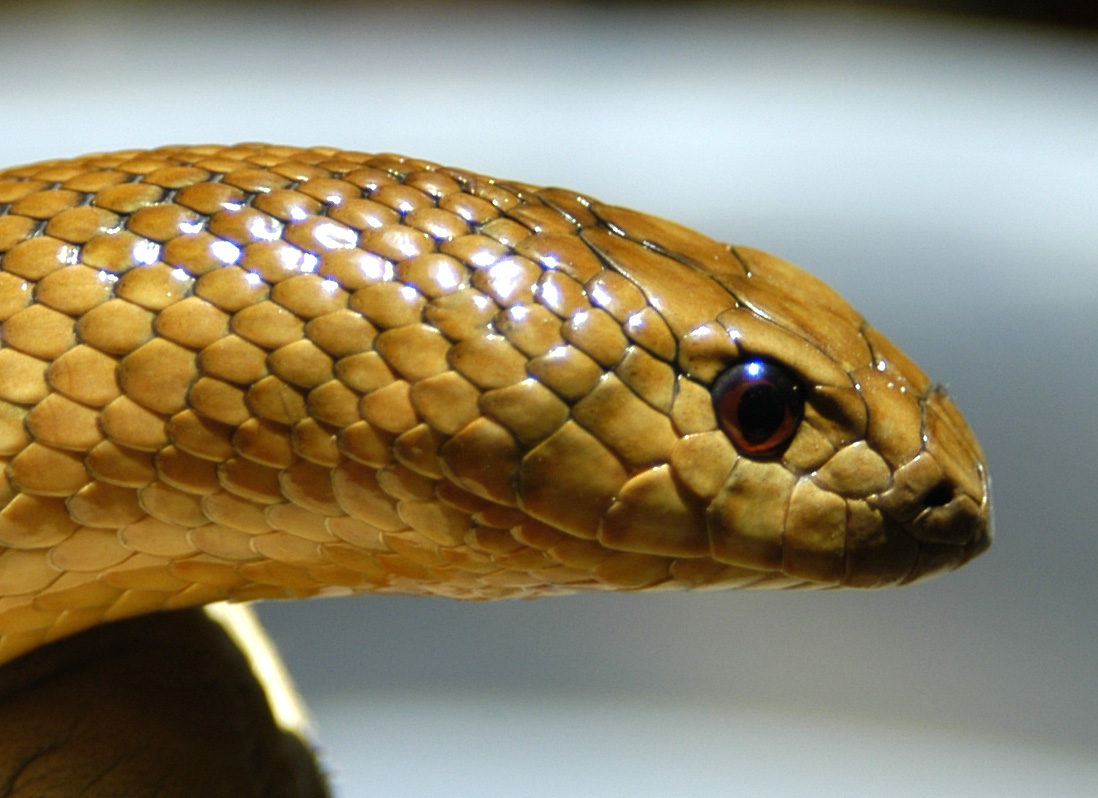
0 144 990 667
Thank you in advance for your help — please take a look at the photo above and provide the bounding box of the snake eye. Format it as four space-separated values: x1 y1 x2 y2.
712 359 804 458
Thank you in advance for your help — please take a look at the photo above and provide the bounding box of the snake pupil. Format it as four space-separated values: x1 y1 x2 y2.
712 359 804 458
738 385 785 443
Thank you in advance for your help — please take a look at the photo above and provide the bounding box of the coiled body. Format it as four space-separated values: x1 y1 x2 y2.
0 145 990 666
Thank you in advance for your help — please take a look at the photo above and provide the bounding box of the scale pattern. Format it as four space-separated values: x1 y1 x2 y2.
0 145 990 663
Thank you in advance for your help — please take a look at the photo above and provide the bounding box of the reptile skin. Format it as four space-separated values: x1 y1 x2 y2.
0 144 990 665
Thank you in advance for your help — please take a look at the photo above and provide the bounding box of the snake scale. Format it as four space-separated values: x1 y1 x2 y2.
0 144 990 794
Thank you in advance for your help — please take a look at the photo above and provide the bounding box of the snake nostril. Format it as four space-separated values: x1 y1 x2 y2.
923 480 955 508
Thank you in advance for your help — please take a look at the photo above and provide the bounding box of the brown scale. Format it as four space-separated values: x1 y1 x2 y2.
0 144 991 663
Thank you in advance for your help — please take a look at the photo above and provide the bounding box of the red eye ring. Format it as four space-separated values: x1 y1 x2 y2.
712 359 804 458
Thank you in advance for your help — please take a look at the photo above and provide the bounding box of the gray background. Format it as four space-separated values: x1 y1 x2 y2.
1 3 1095 795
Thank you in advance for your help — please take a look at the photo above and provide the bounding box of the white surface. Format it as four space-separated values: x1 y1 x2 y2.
313 691 1098 798
1 3 1096 795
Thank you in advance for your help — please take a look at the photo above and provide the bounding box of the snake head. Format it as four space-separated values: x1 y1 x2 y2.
0 144 993 662
542 203 993 589
0 146 992 665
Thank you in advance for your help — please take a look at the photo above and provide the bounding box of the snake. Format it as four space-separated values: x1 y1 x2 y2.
0 144 990 795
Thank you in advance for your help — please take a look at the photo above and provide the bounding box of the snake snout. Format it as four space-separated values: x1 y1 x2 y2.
884 385 993 583
899 458 993 584
861 382 991 584
914 387 991 547
904 474 985 547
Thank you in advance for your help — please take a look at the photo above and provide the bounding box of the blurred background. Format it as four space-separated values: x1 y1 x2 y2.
1 1 1095 795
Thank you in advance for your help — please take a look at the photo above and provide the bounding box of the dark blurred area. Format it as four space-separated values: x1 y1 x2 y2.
3 0 1095 33
586 0 1098 32
845 0 1098 29
322 0 1087 33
